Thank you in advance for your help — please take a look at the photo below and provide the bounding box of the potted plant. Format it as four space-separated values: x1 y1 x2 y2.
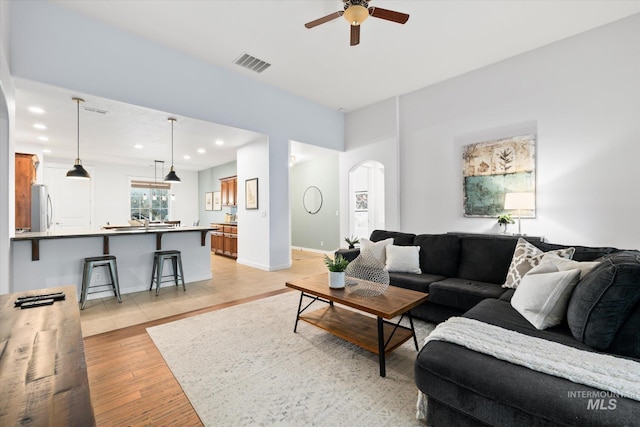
344 235 360 249
324 254 350 289
497 214 515 234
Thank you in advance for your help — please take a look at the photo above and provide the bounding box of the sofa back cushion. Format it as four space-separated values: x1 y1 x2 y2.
567 251 640 357
413 234 460 277
457 236 519 284
532 241 619 262
369 229 416 246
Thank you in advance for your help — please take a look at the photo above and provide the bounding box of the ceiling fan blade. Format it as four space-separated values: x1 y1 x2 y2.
350 25 360 46
305 11 343 29
368 7 409 24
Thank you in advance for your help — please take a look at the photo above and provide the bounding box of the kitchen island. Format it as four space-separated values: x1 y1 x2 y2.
10 225 217 299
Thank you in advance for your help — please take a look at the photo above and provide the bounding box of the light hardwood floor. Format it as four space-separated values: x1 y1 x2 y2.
82 250 326 426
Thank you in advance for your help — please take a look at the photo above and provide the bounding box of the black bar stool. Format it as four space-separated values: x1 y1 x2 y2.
80 255 122 310
149 250 186 296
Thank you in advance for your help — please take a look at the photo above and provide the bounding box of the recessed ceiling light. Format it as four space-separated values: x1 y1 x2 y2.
33 123 47 130
28 106 45 114
37 136 49 141
215 140 224 146
134 144 143 149
184 155 191 160
197 148 206 154
43 149 52 153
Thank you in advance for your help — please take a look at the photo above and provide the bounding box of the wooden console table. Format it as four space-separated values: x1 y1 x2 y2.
0 286 95 426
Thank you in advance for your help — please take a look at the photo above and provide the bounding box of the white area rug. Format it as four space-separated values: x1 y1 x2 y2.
147 291 434 426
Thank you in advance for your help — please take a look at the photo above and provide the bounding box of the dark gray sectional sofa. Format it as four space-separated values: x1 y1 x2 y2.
338 230 640 426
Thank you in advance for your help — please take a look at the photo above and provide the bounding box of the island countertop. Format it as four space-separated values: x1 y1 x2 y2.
10 226 216 298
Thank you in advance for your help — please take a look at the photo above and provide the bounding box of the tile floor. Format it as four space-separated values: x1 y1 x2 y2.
80 249 327 337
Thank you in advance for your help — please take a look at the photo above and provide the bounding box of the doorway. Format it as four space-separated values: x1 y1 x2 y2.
348 161 385 240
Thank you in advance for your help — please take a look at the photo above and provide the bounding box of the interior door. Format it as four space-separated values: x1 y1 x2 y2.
44 165 92 232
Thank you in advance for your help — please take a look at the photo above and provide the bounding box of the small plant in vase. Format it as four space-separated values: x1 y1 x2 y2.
324 254 349 289
497 214 515 234
344 235 360 249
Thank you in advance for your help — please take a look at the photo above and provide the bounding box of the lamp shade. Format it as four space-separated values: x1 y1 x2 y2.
504 192 535 210
164 166 181 183
344 5 369 25
66 160 91 179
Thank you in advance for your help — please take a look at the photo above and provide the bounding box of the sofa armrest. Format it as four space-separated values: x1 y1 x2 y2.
335 248 360 262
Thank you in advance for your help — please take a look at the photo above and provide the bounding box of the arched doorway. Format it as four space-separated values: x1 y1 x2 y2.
348 160 384 239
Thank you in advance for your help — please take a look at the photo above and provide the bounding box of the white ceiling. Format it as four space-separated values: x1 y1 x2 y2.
15 1 640 170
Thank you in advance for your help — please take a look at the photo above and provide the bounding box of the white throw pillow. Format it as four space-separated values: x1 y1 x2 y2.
385 245 422 274
360 238 394 265
511 261 581 330
503 238 575 289
540 253 600 280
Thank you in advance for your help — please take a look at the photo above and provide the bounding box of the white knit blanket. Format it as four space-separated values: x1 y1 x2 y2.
416 317 640 420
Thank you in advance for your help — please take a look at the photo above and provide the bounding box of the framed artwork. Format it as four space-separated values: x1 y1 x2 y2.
462 134 536 217
205 192 213 211
213 191 222 211
245 178 259 210
355 191 368 211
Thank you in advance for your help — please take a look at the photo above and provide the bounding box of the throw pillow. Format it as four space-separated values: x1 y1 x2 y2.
360 238 393 265
511 262 581 330
540 253 600 280
385 245 422 274
503 238 575 289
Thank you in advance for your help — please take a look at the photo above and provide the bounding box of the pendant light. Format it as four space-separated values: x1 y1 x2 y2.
164 117 181 183
66 97 91 179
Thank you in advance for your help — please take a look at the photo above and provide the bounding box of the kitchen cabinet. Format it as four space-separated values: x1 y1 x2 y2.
220 176 237 207
15 153 38 230
210 223 237 259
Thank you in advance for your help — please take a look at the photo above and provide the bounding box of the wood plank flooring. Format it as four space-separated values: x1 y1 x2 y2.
83 250 325 426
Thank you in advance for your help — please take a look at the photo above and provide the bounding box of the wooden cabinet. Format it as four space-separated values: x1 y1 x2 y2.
15 153 38 230
220 176 237 207
210 224 237 259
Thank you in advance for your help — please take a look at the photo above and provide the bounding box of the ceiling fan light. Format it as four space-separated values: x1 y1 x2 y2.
344 5 368 26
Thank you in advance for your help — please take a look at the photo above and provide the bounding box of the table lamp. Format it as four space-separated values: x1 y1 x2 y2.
504 192 535 235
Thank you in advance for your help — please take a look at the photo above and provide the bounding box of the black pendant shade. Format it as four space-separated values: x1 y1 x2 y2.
164 117 181 183
66 97 91 180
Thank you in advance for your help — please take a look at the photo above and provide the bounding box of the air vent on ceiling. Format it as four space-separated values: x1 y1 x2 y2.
84 106 109 114
233 53 271 73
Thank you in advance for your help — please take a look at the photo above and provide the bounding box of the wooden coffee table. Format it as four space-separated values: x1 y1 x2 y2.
286 274 429 377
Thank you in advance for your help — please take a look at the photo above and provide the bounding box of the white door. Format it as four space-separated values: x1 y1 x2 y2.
44 165 92 232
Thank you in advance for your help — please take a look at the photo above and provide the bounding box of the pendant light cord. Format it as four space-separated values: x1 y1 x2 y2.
76 98 80 160
171 118 175 167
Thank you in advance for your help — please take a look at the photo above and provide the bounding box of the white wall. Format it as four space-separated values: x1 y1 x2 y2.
0 0 14 294
346 14 640 249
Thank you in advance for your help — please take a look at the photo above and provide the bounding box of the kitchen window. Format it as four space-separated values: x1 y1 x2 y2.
130 180 171 222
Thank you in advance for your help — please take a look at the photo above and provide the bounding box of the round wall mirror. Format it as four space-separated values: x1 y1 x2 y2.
303 186 323 214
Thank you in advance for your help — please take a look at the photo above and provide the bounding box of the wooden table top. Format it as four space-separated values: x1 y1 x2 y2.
0 286 95 427
286 273 429 319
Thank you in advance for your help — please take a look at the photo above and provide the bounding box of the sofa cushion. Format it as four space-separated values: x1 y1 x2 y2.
457 236 520 284
428 278 506 311
413 234 460 277
360 238 393 265
369 229 415 246
567 250 640 352
385 245 421 274
388 272 445 294
503 238 575 289
511 262 581 330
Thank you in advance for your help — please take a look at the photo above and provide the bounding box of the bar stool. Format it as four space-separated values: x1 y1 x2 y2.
80 255 122 310
149 250 186 296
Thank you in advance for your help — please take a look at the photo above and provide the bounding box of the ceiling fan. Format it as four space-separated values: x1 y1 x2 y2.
305 0 409 46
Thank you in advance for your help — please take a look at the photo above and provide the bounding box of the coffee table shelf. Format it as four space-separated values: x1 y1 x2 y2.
300 305 415 355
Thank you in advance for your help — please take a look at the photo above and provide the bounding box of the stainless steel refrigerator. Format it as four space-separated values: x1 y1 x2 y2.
31 184 53 232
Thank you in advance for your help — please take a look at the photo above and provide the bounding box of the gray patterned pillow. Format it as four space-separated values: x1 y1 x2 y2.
502 238 575 289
